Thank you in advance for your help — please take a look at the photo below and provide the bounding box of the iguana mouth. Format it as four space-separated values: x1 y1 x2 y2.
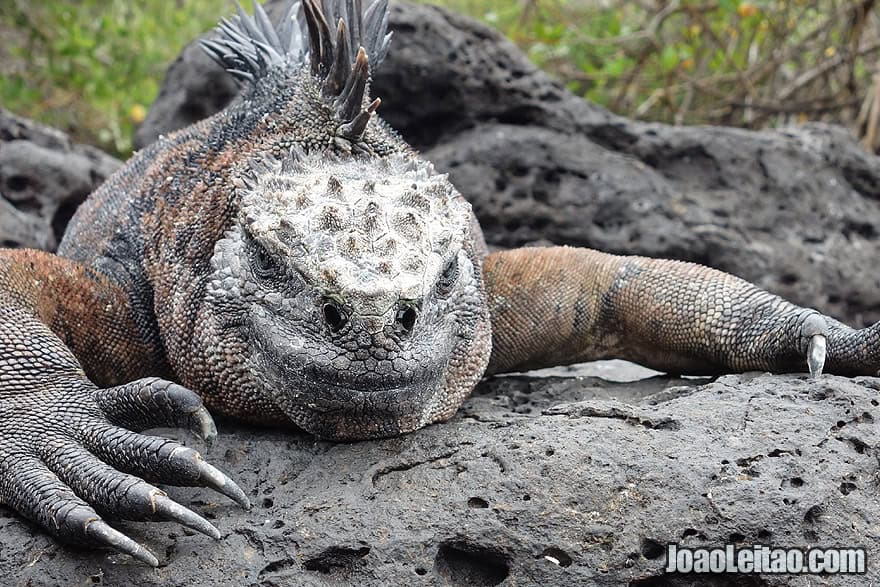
271 375 441 440
299 363 445 395
252 336 449 439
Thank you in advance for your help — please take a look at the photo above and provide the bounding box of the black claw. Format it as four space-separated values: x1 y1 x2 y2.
153 494 221 540
191 407 218 445
194 456 252 510
86 520 159 567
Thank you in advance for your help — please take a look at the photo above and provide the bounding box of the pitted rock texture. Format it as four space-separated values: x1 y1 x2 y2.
0 108 121 251
1 372 877 586
4 5 880 584
133 1 880 327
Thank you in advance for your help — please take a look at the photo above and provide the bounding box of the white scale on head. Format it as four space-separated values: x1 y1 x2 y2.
240 152 472 322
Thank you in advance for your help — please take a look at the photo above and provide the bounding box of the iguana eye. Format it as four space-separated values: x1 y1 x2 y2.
436 255 460 296
252 243 282 279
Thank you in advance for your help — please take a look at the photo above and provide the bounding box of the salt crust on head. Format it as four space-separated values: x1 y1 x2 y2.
240 153 472 318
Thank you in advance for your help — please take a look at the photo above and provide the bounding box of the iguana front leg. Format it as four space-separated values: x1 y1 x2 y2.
0 250 249 566
484 246 879 377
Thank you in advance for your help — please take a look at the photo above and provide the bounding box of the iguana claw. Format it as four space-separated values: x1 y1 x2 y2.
153 492 222 539
190 453 252 509
87 520 160 567
807 333 826 377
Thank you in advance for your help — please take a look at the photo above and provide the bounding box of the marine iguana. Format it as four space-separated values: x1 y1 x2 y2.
0 0 877 567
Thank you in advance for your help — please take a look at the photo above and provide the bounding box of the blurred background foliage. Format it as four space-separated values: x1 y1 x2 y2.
1 0 228 155
2 0 879 158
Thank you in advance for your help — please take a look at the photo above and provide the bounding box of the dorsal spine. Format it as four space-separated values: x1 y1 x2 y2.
201 0 392 143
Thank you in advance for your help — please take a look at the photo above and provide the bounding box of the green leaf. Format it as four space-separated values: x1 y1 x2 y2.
660 45 679 71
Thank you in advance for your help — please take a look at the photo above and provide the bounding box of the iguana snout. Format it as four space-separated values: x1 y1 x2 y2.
248 293 454 440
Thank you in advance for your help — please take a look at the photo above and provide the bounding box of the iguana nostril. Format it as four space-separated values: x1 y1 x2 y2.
396 305 418 333
322 300 348 332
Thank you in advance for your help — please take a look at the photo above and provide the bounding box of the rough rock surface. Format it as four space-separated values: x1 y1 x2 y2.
1 371 877 586
4 3 880 586
134 1 880 327
131 40 238 152
0 108 121 251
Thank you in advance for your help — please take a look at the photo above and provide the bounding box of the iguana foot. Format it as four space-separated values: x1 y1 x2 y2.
0 376 249 567
91 378 250 508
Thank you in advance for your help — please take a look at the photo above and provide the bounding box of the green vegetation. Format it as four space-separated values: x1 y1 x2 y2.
449 0 878 133
1 0 227 155
2 1 878 158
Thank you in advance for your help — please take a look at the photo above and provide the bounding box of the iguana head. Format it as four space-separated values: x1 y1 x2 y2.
198 1 491 439
207 152 492 439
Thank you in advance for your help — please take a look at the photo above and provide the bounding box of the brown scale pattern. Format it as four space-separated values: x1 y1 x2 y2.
0 249 168 385
484 246 880 377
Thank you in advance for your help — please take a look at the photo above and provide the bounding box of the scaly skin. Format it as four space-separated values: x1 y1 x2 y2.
0 251 249 566
0 0 878 567
484 247 880 376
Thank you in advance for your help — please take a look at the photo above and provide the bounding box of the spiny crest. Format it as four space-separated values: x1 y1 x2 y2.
238 152 472 317
201 1 302 82
201 0 392 142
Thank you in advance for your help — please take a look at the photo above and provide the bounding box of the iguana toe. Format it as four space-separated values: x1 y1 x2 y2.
80 426 250 509
41 442 221 537
1 455 164 566
94 377 218 443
